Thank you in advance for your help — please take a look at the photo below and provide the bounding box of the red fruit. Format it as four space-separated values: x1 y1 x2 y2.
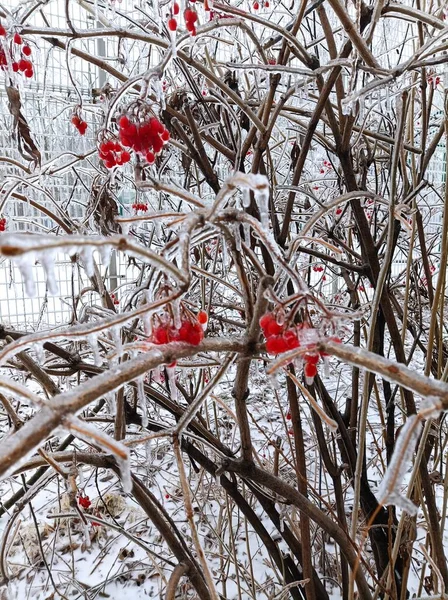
146 151 155 164
284 330 299 350
168 17 178 31
18 58 28 72
197 311 208 324
153 326 170 344
78 121 87 135
119 114 130 127
12 62 19 72
188 323 204 345
253 1 259 8
0 25 6 37
161 129 170 142
335 208 342 215
78 495 91 509
304 362 317 379
121 150 131 163
304 353 319 365
22 45 31 56
13 33 22 44
266 335 288 355
264 0 270 6
71 115 81 126
24 68 33 78
184 8 198 22
286 410 291 420
173 2 180 14
259 314 272 333
0 218 6 231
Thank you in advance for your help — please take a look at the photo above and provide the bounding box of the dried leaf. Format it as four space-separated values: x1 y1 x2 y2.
6 86 41 167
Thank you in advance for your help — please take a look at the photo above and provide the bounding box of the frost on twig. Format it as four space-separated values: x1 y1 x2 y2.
377 396 443 515
377 415 421 515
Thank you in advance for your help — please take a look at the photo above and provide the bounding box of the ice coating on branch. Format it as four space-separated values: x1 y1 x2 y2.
39 251 59 295
137 377 148 427
242 188 251 209
80 246 95 278
65 416 133 494
111 326 123 356
16 255 36 297
88 333 102 366
377 415 421 516
32 342 45 364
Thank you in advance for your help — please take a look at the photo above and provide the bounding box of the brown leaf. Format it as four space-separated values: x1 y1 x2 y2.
6 86 41 167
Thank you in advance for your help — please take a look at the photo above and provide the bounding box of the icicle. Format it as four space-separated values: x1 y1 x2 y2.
137 377 148 427
385 86 391 112
143 312 152 337
99 244 111 267
80 246 95 278
116 453 133 494
242 188 251 209
105 391 116 413
221 236 228 277
111 326 123 355
243 222 251 244
377 415 421 515
323 356 330 378
16 255 36 297
120 221 130 236
268 372 280 390
33 342 45 364
39 251 59 296
254 184 270 230
233 223 242 252
169 30 177 59
166 365 178 401
88 333 102 366
172 298 181 330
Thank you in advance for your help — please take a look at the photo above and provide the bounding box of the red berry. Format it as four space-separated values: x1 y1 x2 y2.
197 310 208 325
0 25 6 37
161 129 170 142
153 326 170 344
304 362 317 379
18 59 28 72
119 115 131 128
12 62 18 72
78 495 91 509
22 45 31 56
264 0 270 6
168 18 177 31
173 2 180 14
304 353 319 365
284 330 299 349
71 115 81 126
253 1 259 8
0 218 6 231
266 335 288 355
286 411 291 420
13 33 22 44
78 121 87 135
146 151 155 164
24 68 33 78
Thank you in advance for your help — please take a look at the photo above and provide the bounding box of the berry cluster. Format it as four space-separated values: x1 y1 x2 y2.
0 27 34 77
72 113 88 136
151 308 205 348
184 8 199 35
118 113 170 164
428 74 441 87
319 159 332 174
0 218 6 232
260 312 300 355
253 0 269 9
312 265 324 272
260 311 341 384
110 292 120 305
78 494 91 509
98 139 131 169
132 202 148 212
